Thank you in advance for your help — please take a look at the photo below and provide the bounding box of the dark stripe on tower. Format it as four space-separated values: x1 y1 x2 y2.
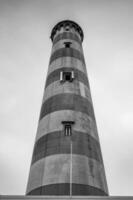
53 32 81 44
27 183 107 196
50 48 85 65
45 67 89 88
39 94 95 121
31 131 103 164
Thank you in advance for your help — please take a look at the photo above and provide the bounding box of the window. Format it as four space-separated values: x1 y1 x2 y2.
65 26 70 31
60 71 74 82
62 121 75 136
65 124 71 136
64 42 72 48
64 72 72 81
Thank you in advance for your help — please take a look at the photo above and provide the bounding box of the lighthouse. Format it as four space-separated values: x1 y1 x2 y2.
26 20 108 196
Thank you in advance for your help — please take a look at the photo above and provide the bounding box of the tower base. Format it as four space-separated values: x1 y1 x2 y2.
1 195 133 200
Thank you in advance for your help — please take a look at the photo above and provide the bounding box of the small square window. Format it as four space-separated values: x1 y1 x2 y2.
62 121 75 136
64 72 71 81
64 42 72 48
65 27 70 31
65 125 71 136
60 71 74 82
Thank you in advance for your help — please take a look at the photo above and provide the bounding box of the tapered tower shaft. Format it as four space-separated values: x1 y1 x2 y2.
26 20 108 196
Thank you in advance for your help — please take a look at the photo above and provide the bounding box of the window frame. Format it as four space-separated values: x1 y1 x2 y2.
62 121 75 137
65 124 71 136
60 70 75 82
64 42 72 48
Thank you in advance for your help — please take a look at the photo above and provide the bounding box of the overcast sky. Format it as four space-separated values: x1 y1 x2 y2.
0 0 133 196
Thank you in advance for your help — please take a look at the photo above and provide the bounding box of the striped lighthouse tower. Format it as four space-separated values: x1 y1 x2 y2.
26 20 109 196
